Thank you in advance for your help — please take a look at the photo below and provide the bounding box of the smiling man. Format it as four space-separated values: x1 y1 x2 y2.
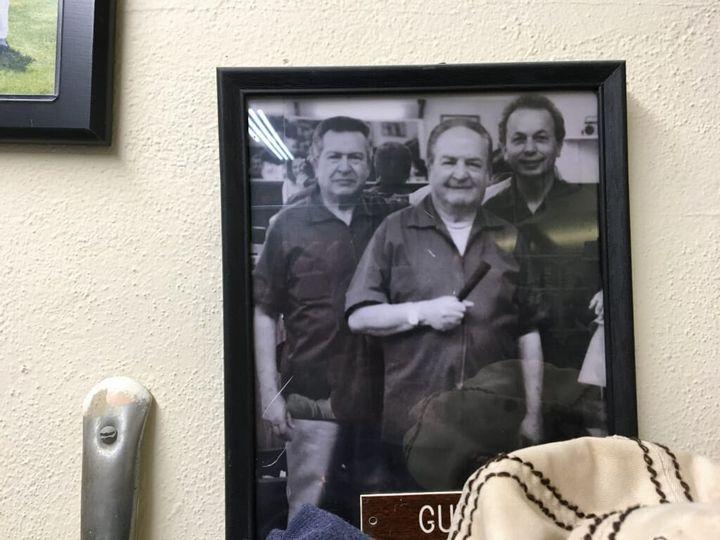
485 95 604 441
491 94 568 215
345 118 543 490
485 95 601 372
253 116 389 522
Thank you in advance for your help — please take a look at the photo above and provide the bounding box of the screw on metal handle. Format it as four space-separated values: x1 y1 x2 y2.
99 425 118 445
81 377 152 540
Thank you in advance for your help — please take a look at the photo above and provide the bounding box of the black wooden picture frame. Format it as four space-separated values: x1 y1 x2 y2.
0 0 116 144
217 61 636 539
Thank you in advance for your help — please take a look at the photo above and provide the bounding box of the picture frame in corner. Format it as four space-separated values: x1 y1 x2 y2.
0 0 116 144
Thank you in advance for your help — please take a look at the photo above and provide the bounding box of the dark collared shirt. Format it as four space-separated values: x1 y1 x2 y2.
484 177 601 368
254 188 391 402
345 196 533 443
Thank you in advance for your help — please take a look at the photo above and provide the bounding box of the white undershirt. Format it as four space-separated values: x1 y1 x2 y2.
440 216 474 255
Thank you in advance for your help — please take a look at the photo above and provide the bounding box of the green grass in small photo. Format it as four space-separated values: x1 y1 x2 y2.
0 0 60 96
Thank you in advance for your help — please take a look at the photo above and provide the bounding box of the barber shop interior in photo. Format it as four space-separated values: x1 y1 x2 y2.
2 1 719 539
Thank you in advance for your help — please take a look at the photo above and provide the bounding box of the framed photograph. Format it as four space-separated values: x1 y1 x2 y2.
0 0 116 144
218 62 635 539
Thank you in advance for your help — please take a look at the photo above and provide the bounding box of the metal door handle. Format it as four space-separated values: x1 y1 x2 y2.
81 377 153 539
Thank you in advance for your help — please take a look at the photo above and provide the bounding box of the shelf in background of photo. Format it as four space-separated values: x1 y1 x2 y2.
558 138 600 183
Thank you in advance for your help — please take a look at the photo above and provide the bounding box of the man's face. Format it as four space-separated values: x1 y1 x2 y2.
503 108 562 179
313 130 369 200
428 127 490 210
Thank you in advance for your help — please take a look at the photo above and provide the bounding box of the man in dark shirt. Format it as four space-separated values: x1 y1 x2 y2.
484 95 605 442
253 116 386 521
484 95 601 371
345 118 543 489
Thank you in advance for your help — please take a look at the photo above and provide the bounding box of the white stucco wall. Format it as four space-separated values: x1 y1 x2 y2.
1 0 718 538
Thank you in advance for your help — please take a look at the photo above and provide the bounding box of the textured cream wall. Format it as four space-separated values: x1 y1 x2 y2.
1 0 718 538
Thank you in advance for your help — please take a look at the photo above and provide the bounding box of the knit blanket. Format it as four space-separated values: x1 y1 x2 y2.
449 436 720 539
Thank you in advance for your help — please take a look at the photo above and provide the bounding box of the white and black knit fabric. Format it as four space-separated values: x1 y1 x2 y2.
449 436 720 539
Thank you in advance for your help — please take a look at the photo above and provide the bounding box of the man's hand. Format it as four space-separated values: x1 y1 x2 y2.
262 395 295 441
518 410 543 445
418 296 474 331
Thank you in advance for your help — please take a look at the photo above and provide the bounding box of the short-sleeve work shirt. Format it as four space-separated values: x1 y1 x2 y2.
484 178 600 368
345 196 533 443
253 189 388 400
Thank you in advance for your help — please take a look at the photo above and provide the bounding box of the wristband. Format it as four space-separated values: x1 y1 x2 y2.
406 303 420 327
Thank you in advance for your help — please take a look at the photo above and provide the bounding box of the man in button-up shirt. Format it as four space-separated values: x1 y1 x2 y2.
482 95 605 445
485 95 601 372
346 118 543 488
254 116 389 521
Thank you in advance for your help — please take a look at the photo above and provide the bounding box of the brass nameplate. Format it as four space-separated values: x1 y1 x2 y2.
360 491 462 539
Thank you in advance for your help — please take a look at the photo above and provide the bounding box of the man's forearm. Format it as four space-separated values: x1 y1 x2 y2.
348 302 418 336
519 330 543 415
254 307 281 408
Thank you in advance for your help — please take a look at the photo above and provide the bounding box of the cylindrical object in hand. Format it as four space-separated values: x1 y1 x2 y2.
457 261 491 301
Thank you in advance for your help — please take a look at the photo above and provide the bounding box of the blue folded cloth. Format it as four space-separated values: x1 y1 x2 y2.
267 504 368 540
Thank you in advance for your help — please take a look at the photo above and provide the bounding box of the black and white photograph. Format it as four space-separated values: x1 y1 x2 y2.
218 63 635 539
249 91 603 532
